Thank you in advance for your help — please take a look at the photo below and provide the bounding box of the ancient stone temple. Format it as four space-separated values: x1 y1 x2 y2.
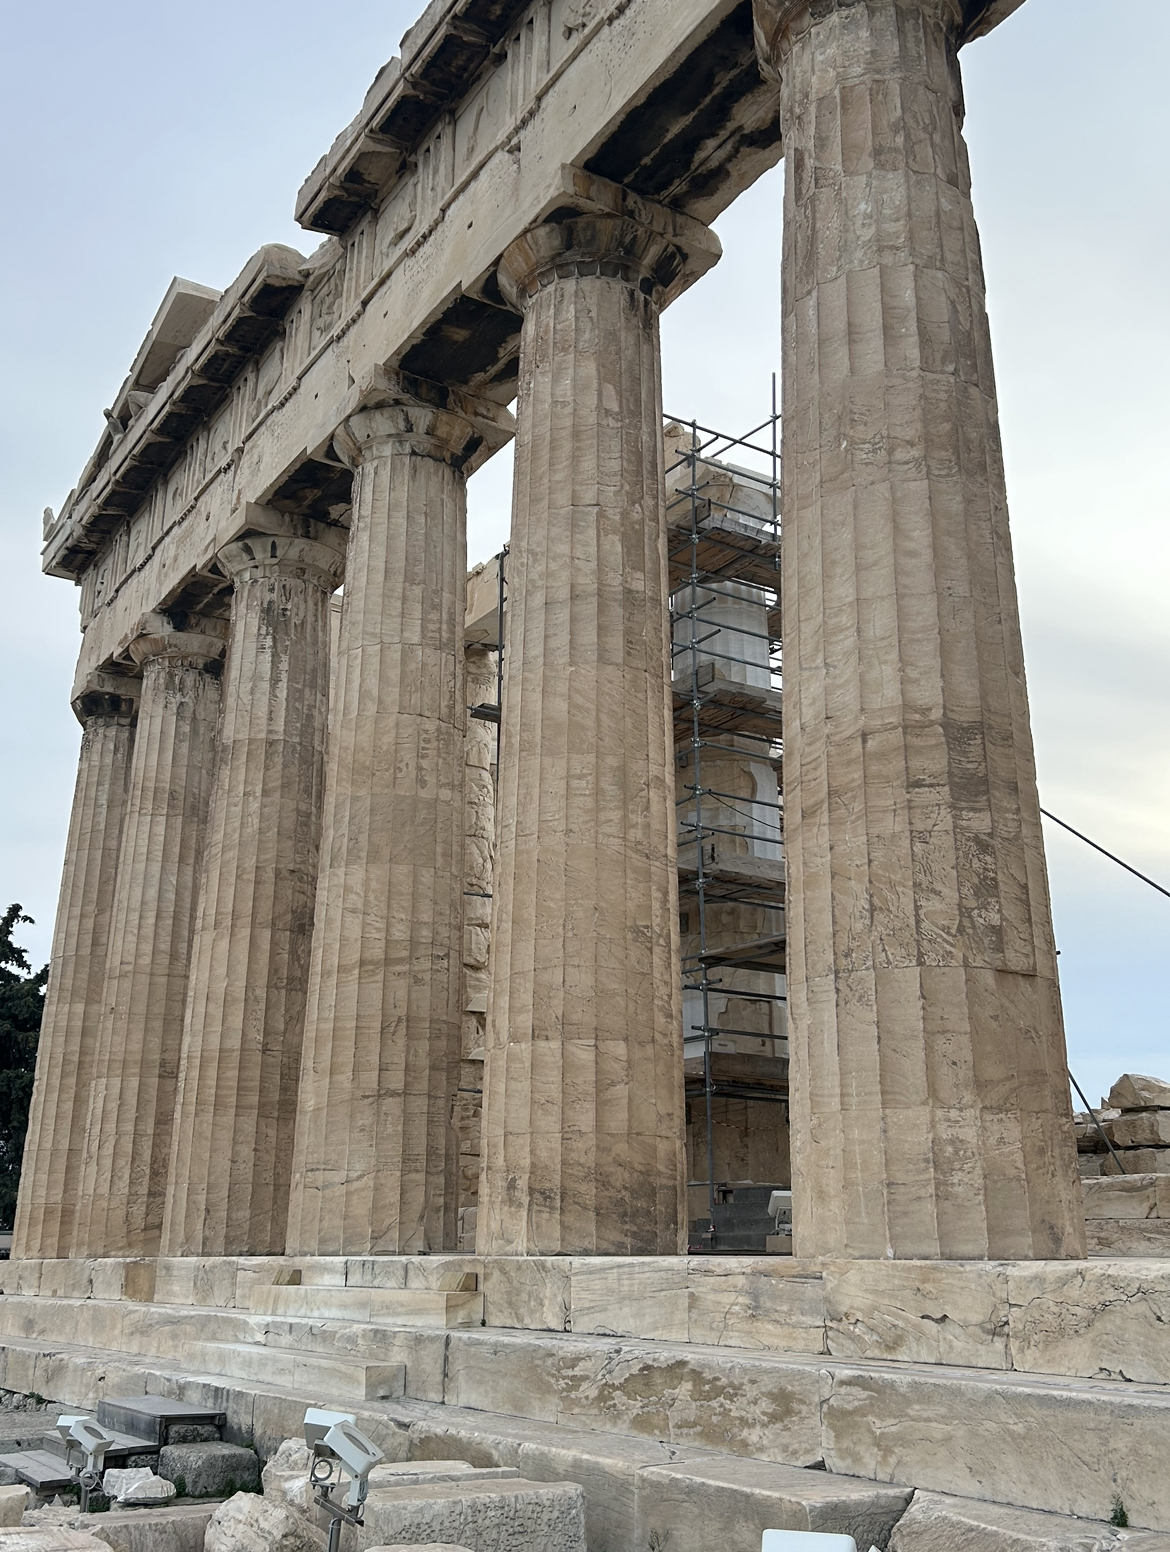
7 1 1170 1547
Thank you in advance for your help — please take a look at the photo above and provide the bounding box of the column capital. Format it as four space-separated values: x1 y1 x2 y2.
71 669 140 725
128 613 228 670
217 532 346 591
334 367 515 475
498 166 720 312
752 0 1012 76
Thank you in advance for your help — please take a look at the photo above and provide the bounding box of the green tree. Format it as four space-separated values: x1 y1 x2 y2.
0 906 47 1229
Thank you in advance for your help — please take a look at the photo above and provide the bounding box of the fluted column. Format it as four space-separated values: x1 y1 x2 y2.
478 215 692 1256
285 378 511 1255
754 0 1085 1257
162 527 345 1256
13 675 138 1260
74 619 224 1257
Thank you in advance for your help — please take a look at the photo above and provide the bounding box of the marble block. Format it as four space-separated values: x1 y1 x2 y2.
1082 1176 1169 1219
888 1490 1156 1552
636 1457 912 1552
0 1489 26 1528
0 1535 111 1550
358 1478 586 1552
74 1503 214 1552
1108 1076 1170 1111
205 1491 325 1552
1113 1114 1170 1148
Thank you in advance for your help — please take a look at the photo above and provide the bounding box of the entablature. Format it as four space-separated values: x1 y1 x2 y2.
45 248 306 582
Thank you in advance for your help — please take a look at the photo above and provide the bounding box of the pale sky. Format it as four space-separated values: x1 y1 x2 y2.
1 0 1166 1106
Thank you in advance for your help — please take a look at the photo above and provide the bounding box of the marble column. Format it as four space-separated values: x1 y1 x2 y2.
12 674 138 1261
162 526 345 1257
73 619 225 1257
477 215 688 1256
285 377 511 1256
754 0 1086 1258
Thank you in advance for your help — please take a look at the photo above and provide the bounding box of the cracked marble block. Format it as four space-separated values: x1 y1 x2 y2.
162 525 345 1257
753 0 1085 1257
14 676 138 1261
72 620 225 1257
478 213 697 1256
285 380 512 1256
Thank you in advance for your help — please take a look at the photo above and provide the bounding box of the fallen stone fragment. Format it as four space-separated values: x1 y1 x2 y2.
119 1477 175 1508
157 1442 259 1499
73 1502 214 1552
204 1491 326 1552
0 1489 27 1528
101 1471 153 1504
889 1490 1127 1552
1108 1075 1170 1112
360 1478 586 1552
0 1531 111 1549
261 1441 313 1519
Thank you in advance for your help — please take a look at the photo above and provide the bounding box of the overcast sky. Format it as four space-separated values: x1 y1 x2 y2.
1 0 1166 1106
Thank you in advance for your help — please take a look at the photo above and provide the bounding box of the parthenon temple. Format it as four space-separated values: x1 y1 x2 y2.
6 1 1169 1548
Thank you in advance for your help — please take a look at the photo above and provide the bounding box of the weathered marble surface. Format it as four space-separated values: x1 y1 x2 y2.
1 1320 1170 1532
757 0 1085 1258
1109 1075 1170 1110
73 625 226 1258
1083 1175 1170 1219
285 387 511 1258
13 678 138 1262
888 1490 1158 1552
637 1456 911 1552
205 1491 325 1552
162 525 344 1258
357 1479 587 1552
480 207 714 1256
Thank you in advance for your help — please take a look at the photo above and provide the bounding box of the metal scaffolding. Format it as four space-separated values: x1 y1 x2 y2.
475 394 787 1252
665 391 788 1253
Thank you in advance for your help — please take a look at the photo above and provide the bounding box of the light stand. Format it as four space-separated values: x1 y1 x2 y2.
303 1408 385 1552
55 1416 115 1514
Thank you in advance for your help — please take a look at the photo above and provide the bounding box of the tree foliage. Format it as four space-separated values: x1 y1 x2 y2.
0 906 46 1229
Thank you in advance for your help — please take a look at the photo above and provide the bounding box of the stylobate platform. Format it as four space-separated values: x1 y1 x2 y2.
0 1253 1167 1539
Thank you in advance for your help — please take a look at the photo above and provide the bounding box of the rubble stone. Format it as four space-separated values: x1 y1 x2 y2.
359 1478 586 1552
888 1489 1151 1552
204 1491 326 1552
157 1442 259 1499
73 1502 214 1552
0 1488 26 1527
1112 1113 1170 1148
1108 1076 1170 1111
0 1533 110 1550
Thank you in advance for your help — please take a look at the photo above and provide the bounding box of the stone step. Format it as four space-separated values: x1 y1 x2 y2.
95 1394 223 1444
409 1407 913 1552
1 1307 1168 1532
0 1448 75 1493
2 1328 1170 1545
888 1491 1170 1552
41 1427 157 1463
246 1284 484 1326
184 1341 406 1402
12 1254 1170 1382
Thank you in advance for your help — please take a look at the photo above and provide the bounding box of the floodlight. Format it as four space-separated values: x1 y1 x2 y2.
302 1406 384 1551
323 1419 384 1508
303 1407 356 1453
55 1414 116 1512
